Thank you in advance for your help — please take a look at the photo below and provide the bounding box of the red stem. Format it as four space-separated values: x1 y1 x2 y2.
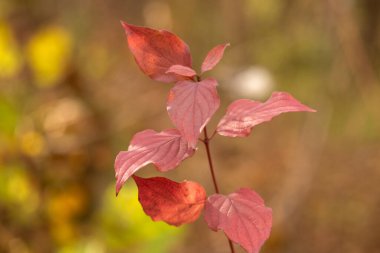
203 127 235 253
203 127 219 193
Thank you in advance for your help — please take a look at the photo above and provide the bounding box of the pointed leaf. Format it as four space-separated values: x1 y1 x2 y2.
204 188 272 253
217 92 316 137
115 129 194 195
121 21 192 83
167 78 220 148
201 43 230 74
166 64 197 77
133 176 206 226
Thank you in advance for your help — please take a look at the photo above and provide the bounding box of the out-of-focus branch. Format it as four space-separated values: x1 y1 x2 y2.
326 0 380 135
327 0 379 90
271 103 331 226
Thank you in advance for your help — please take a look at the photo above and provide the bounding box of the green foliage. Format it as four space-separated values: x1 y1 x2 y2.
99 183 184 253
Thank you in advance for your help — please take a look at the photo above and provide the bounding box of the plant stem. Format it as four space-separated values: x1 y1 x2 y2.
227 240 235 253
203 127 235 253
203 127 219 194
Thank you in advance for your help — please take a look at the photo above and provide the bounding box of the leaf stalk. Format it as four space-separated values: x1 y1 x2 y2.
203 126 235 253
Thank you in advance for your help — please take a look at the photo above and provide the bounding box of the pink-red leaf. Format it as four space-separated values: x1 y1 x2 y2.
167 78 220 148
121 21 192 83
201 43 230 74
217 92 316 137
133 176 206 226
115 129 194 195
166 64 197 78
204 188 272 253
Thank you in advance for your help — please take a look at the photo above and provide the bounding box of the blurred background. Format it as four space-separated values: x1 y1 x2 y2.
1 0 380 252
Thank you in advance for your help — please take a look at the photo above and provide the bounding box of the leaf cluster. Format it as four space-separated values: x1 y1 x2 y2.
115 22 315 253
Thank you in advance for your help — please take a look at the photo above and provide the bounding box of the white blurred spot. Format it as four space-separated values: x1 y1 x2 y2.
143 1 172 30
231 66 275 99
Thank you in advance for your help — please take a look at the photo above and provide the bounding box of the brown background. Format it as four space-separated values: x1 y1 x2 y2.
1 0 380 252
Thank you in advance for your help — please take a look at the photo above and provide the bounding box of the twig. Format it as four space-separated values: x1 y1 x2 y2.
203 127 235 253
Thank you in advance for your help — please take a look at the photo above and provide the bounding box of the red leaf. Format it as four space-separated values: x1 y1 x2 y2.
166 64 197 78
201 43 230 74
115 129 194 195
121 21 192 83
204 188 272 253
217 92 316 137
167 78 220 148
133 176 206 226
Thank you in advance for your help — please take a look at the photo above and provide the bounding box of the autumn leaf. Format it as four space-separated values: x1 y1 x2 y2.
204 188 272 253
201 43 229 74
167 78 220 148
166 64 197 78
115 129 194 195
217 92 316 137
133 176 206 226
121 21 192 83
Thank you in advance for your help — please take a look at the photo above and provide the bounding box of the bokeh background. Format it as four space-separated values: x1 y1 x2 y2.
1 0 380 252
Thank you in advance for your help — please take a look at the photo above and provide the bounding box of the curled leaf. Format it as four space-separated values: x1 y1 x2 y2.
217 92 316 137
133 176 206 226
121 21 192 83
115 129 194 195
166 64 197 78
201 43 230 74
204 188 272 253
167 78 220 148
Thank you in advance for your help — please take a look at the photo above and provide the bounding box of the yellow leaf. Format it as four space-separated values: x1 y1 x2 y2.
26 25 72 87
0 21 22 78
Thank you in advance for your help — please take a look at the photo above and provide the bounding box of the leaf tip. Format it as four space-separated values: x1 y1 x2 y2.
120 20 127 28
120 20 133 34
299 104 317 113
115 176 125 197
